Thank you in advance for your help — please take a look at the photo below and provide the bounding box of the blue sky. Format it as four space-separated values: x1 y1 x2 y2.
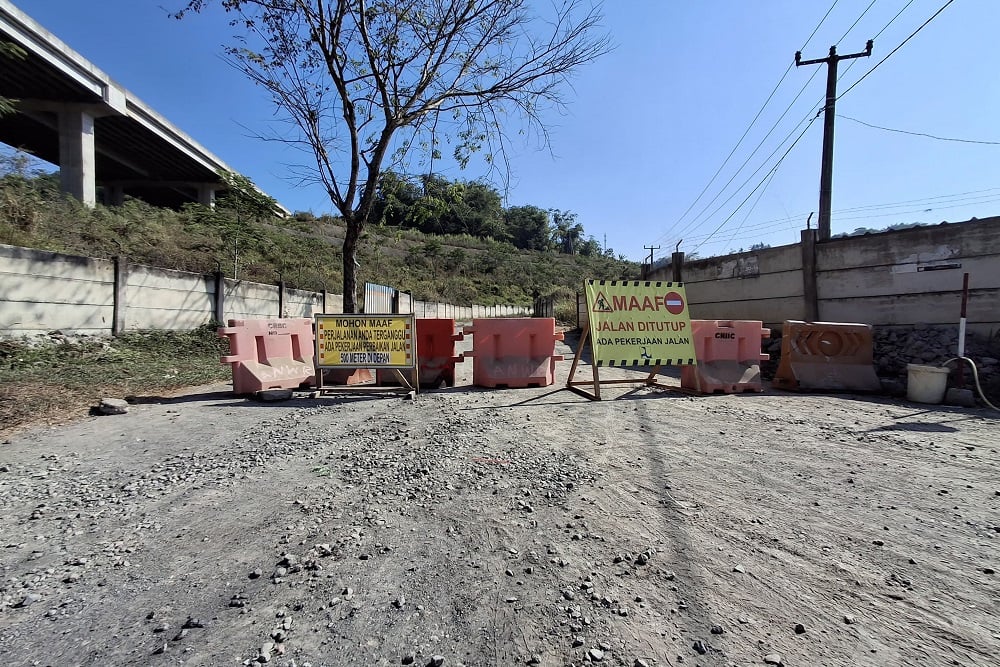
8 1 998 262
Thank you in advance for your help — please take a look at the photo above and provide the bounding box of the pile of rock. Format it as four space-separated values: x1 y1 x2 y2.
761 324 1000 401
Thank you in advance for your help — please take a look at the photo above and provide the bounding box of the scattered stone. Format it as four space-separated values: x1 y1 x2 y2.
562 589 575 601
505 596 519 603
710 624 724 635
98 398 129 415
732 565 746 574
402 654 415 665
634 660 651 667
763 654 783 666
794 623 806 634
427 655 445 667
844 614 857 625
587 648 605 662
692 640 707 655
152 643 167 655
984 568 995 575
173 629 188 641
635 552 649 566
249 569 263 579
14 593 40 608
153 622 170 633
873 540 884 546
572 637 584 648
183 616 204 629
526 656 541 665
393 597 405 609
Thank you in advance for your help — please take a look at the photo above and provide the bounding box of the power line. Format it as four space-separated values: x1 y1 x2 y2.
691 117 819 254
658 0 840 245
838 114 1000 145
837 0 876 44
837 0 916 83
837 0 956 101
667 70 822 245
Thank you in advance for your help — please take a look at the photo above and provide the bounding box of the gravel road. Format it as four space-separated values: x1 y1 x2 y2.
1 337 998 667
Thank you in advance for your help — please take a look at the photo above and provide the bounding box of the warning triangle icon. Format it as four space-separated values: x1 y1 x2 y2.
592 291 613 312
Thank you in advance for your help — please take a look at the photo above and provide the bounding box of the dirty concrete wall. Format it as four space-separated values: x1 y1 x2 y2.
0 244 115 336
126 264 215 331
680 244 805 324
816 218 1000 332
0 243 530 337
645 217 1000 334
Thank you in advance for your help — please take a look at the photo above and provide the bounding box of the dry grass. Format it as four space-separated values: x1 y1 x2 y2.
0 326 230 438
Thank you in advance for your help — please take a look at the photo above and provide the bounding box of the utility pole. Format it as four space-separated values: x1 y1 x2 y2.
644 245 660 267
796 40 873 241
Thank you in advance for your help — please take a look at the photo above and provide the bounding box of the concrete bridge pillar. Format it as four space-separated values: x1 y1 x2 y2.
197 183 217 207
57 109 96 207
102 184 125 206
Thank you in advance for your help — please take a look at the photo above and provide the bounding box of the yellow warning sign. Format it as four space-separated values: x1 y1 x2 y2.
314 314 415 369
585 280 697 367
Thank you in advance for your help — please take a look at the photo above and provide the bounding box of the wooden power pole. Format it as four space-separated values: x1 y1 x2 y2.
796 41 873 241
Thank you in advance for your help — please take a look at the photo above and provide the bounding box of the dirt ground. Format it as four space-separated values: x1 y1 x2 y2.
1 335 998 667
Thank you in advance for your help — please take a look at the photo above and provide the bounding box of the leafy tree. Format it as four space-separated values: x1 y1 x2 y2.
175 0 611 312
550 209 584 254
505 205 550 251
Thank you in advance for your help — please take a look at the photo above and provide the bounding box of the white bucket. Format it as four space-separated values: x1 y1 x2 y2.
906 364 950 404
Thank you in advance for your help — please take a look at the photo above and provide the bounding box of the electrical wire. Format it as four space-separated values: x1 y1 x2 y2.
838 114 1000 145
838 0 956 101
666 72 822 246
691 118 818 254
837 0 876 44
658 0 840 245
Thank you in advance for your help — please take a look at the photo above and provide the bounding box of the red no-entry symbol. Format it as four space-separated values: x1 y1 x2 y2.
665 291 685 315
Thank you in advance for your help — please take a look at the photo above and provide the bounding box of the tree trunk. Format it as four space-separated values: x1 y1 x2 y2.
342 218 361 313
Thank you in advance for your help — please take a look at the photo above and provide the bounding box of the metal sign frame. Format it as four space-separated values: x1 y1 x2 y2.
313 313 418 396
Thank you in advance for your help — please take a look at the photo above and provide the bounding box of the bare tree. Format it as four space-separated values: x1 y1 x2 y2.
175 0 611 312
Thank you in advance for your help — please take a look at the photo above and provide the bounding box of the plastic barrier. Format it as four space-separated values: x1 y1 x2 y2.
773 320 880 392
463 318 564 388
681 320 770 393
219 318 315 394
376 318 465 388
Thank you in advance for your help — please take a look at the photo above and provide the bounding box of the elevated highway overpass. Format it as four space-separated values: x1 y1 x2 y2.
0 0 276 209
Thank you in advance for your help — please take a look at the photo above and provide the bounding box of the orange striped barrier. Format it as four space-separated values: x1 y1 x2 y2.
681 320 770 394
219 318 315 394
773 320 880 392
463 318 564 388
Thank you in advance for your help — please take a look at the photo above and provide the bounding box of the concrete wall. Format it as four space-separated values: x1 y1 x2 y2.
816 220 1000 331
126 264 214 331
284 287 324 318
682 243 806 323
646 217 1000 334
0 244 531 337
0 244 114 335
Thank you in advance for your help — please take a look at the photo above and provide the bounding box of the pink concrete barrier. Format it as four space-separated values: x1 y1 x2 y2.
463 318 564 388
219 318 315 394
681 320 769 394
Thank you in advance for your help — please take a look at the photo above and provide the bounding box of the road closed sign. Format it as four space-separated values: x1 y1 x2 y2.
585 280 697 367
314 314 415 369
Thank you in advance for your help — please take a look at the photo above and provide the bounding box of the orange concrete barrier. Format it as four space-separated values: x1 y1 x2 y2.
773 320 880 392
219 318 315 394
681 320 770 394
376 318 465 388
463 318 564 388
